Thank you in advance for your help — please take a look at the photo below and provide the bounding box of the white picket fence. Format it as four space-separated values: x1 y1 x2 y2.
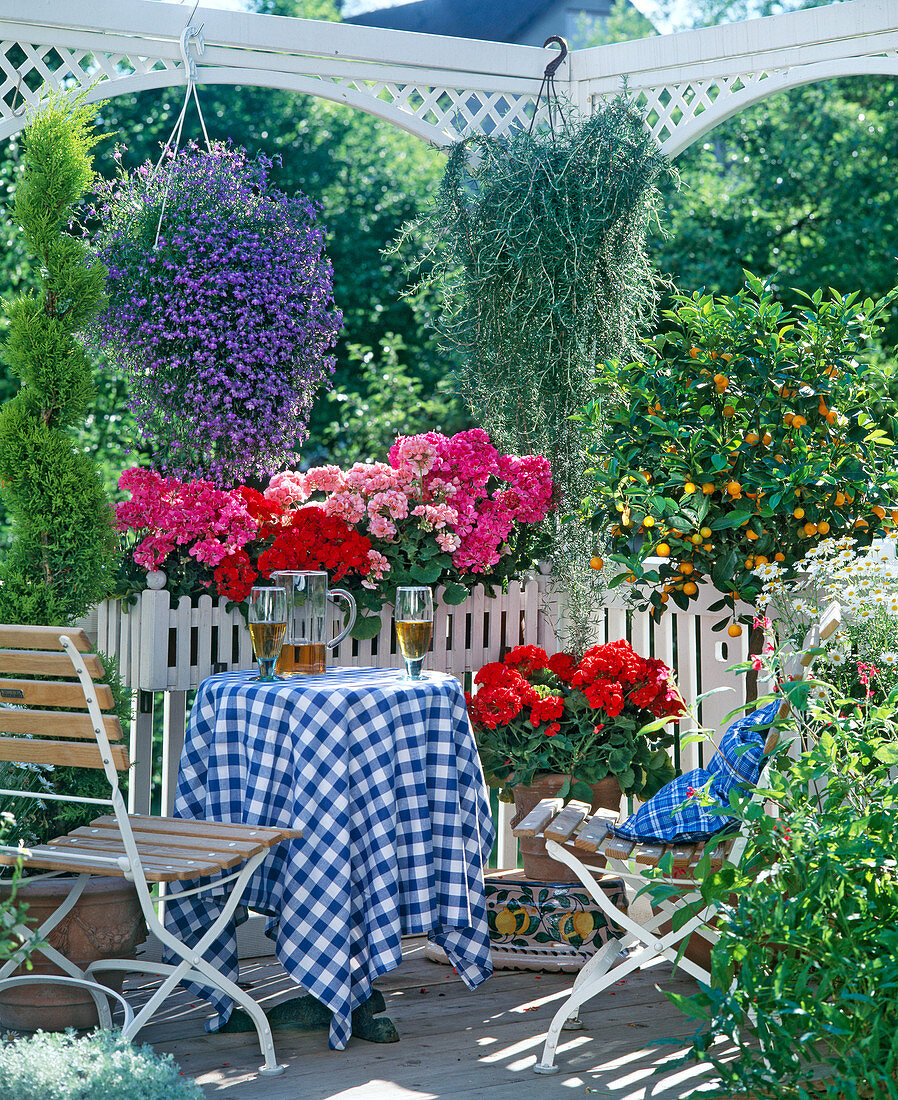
78 576 752 869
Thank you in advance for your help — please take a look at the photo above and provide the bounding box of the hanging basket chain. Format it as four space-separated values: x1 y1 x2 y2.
527 35 568 141
151 0 212 249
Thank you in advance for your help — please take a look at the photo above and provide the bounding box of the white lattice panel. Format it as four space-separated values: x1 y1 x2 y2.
3 0 894 153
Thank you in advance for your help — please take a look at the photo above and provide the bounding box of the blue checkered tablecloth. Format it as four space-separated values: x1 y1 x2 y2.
164 667 495 1049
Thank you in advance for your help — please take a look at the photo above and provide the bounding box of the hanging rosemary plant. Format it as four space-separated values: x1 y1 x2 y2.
404 95 671 650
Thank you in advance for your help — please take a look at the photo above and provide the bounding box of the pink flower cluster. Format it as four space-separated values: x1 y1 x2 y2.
265 430 554 574
392 429 554 572
114 467 258 570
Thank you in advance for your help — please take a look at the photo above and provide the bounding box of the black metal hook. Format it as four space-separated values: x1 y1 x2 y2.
542 36 568 78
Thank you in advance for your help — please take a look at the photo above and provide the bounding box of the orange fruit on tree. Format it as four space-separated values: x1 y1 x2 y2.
793 506 805 519
683 482 697 494
835 491 846 507
792 414 807 428
722 405 736 418
728 623 743 638
700 526 712 538
656 542 670 557
755 555 769 564
762 432 773 446
590 556 604 570
690 533 703 545
744 432 759 445
872 505 886 519
679 562 695 575
744 557 755 568
659 592 669 604
817 521 830 535
726 480 742 496
689 347 700 359
774 552 786 562
803 522 818 536
855 517 869 528
702 482 715 494
644 516 655 527
721 352 733 363
683 581 698 596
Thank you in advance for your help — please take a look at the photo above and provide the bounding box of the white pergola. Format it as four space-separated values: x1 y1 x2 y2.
1 0 896 156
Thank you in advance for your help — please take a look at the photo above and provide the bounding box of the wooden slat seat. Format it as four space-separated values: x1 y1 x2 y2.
0 816 305 882
514 803 722 877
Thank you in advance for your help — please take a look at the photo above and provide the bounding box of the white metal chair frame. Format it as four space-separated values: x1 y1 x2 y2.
521 605 840 1075
0 632 293 1076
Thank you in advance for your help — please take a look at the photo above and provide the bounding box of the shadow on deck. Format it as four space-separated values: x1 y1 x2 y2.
127 938 735 1099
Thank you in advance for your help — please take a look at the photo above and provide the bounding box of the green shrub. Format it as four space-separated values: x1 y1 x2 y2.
0 89 118 625
0 1030 202 1100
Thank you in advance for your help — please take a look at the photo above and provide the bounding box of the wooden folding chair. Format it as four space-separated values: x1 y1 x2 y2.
0 625 301 1075
513 604 841 1074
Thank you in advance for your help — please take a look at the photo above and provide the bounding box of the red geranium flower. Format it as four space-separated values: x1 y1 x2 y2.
257 506 372 582
213 548 259 602
503 645 549 677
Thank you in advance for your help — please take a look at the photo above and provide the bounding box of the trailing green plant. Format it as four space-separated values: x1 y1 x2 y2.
0 1029 202 1099
662 668 898 1099
403 98 670 651
0 90 118 625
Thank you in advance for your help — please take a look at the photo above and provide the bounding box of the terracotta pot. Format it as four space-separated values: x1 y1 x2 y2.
511 774 622 883
0 875 147 1031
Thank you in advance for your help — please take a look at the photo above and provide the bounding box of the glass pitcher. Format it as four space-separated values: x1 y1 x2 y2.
271 571 356 675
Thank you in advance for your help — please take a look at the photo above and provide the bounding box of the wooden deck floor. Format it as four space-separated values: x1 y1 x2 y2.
130 939 737 1099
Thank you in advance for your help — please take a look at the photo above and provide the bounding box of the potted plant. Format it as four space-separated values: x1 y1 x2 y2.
403 97 671 653
468 641 683 880
582 277 898 644
0 91 143 1032
89 140 343 486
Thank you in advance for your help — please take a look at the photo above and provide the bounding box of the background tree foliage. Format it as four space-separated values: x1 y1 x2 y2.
586 0 897 341
0 0 894 546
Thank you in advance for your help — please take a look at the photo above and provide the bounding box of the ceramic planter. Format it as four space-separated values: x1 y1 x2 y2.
510 773 622 883
0 875 147 1031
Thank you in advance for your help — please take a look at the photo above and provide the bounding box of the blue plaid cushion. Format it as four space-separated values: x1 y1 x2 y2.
609 701 780 844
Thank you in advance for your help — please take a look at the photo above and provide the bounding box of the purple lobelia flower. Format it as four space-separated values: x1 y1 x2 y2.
89 141 343 485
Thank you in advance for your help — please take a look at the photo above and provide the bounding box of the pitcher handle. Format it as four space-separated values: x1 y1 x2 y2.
327 589 357 649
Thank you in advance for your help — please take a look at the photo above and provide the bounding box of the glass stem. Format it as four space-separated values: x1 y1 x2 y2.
404 657 425 681
258 657 277 682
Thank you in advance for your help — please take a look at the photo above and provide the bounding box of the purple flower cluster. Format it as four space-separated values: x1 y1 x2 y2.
91 142 343 484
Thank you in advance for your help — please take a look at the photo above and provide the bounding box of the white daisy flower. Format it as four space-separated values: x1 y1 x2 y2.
881 652 898 667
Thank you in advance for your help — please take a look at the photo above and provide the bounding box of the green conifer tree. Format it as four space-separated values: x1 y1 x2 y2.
0 91 117 625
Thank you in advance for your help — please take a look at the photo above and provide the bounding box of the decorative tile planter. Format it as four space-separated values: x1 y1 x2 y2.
426 870 627 973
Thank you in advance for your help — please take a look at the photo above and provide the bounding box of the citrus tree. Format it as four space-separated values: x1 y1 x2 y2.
581 274 898 633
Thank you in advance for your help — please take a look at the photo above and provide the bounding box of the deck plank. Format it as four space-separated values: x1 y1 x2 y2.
120 937 735 1098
